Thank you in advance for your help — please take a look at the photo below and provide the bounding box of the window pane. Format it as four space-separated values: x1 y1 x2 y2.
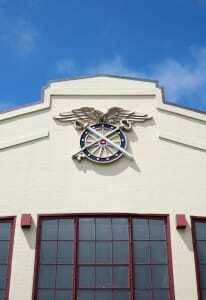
153 289 169 300
0 223 10 240
79 267 95 288
200 266 206 288
40 241 57 264
113 290 130 300
202 290 206 300
135 290 152 300
96 291 112 300
37 290 55 300
0 290 4 300
96 266 112 288
41 220 58 240
197 242 206 263
38 265 56 288
0 242 9 264
77 291 94 300
152 266 169 289
150 241 167 264
112 218 128 240
56 265 72 288
79 219 95 241
133 219 149 240
113 266 128 288
113 241 128 264
149 220 166 240
59 219 74 240
55 290 72 300
135 265 152 289
0 266 7 289
96 242 112 264
58 241 73 264
96 219 112 240
133 241 150 264
195 222 206 240
79 242 94 264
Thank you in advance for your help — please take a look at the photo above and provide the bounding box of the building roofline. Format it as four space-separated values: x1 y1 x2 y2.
0 74 206 120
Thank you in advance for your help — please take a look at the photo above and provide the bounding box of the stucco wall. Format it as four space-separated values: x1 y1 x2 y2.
0 76 205 299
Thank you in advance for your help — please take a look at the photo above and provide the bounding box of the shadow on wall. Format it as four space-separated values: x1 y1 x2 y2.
22 218 37 250
177 221 194 252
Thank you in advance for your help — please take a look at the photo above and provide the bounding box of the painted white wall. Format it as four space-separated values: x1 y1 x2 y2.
0 75 205 300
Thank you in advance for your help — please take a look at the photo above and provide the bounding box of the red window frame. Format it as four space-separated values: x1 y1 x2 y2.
191 216 206 300
32 213 175 300
0 217 16 300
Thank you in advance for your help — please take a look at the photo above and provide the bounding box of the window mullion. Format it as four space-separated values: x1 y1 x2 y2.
129 216 134 300
73 217 78 300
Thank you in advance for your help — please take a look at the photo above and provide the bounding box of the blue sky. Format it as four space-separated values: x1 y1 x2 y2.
1 0 206 112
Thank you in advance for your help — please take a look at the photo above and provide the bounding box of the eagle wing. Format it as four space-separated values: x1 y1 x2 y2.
54 107 103 124
104 107 152 124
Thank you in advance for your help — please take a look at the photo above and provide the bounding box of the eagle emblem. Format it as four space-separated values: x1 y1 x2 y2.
54 107 152 164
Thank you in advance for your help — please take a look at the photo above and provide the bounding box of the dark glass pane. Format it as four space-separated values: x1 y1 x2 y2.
197 242 206 263
153 289 169 300
96 266 112 288
77 291 94 300
37 290 55 300
55 290 72 300
58 241 73 264
79 219 95 241
133 241 150 264
96 219 112 241
38 265 56 288
195 222 206 240
0 266 6 289
149 220 166 240
0 242 9 264
113 241 128 264
96 291 112 300
152 266 169 289
133 219 149 241
113 290 129 300
40 241 57 264
96 242 112 264
79 266 95 288
202 289 206 300
150 241 167 264
59 219 74 240
113 266 128 288
79 242 94 264
0 290 4 300
56 265 72 288
112 218 128 240
41 220 58 240
200 266 206 288
0 223 10 240
135 265 152 289
135 290 152 300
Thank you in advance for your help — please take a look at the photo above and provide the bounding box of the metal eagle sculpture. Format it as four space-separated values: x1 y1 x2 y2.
54 107 152 130
54 107 152 163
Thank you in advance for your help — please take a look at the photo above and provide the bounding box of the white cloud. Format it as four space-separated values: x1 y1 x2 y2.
56 59 75 74
89 56 143 78
151 47 206 102
85 48 206 103
2 19 39 56
0 3 39 57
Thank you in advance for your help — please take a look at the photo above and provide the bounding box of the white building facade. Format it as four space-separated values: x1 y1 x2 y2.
0 75 206 300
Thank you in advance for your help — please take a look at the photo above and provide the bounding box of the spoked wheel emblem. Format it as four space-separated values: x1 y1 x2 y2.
54 107 152 165
74 123 129 164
